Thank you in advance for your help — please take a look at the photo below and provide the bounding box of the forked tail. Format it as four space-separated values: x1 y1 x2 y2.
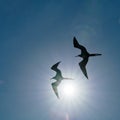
89 53 102 56
63 78 74 80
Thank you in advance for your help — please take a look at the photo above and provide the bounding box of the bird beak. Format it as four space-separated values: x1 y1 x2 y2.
75 55 79 57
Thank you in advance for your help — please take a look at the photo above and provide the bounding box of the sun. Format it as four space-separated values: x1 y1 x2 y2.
59 81 78 100
62 83 76 97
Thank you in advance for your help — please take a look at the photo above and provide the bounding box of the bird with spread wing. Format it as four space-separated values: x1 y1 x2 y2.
51 61 73 99
73 37 102 79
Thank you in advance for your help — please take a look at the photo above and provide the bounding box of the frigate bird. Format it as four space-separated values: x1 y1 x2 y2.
73 37 102 79
51 61 73 99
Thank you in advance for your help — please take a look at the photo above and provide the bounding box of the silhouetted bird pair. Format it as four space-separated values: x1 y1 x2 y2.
51 37 102 98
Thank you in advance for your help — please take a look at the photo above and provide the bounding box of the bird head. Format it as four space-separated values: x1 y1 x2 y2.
50 77 55 80
75 54 81 57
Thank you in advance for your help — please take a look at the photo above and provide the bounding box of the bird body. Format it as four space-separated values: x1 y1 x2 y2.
51 61 73 99
73 37 102 79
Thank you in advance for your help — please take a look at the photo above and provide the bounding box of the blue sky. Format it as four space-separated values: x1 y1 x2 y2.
0 0 120 120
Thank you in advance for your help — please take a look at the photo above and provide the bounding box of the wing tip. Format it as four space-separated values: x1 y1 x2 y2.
51 61 61 70
73 36 77 42
86 75 89 79
51 83 60 99
79 62 89 79
73 36 76 40
73 37 80 48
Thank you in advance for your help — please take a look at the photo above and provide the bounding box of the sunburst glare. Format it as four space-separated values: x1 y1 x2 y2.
59 81 78 99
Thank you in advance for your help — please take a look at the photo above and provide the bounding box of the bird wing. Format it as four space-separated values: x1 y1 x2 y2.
79 58 89 79
52 82 60 99
73 37 88 54
51 61 61 70
51 61 62 77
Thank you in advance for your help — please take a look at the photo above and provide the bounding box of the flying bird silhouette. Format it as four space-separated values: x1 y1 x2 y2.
73 37 102 79
51 61 73 99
